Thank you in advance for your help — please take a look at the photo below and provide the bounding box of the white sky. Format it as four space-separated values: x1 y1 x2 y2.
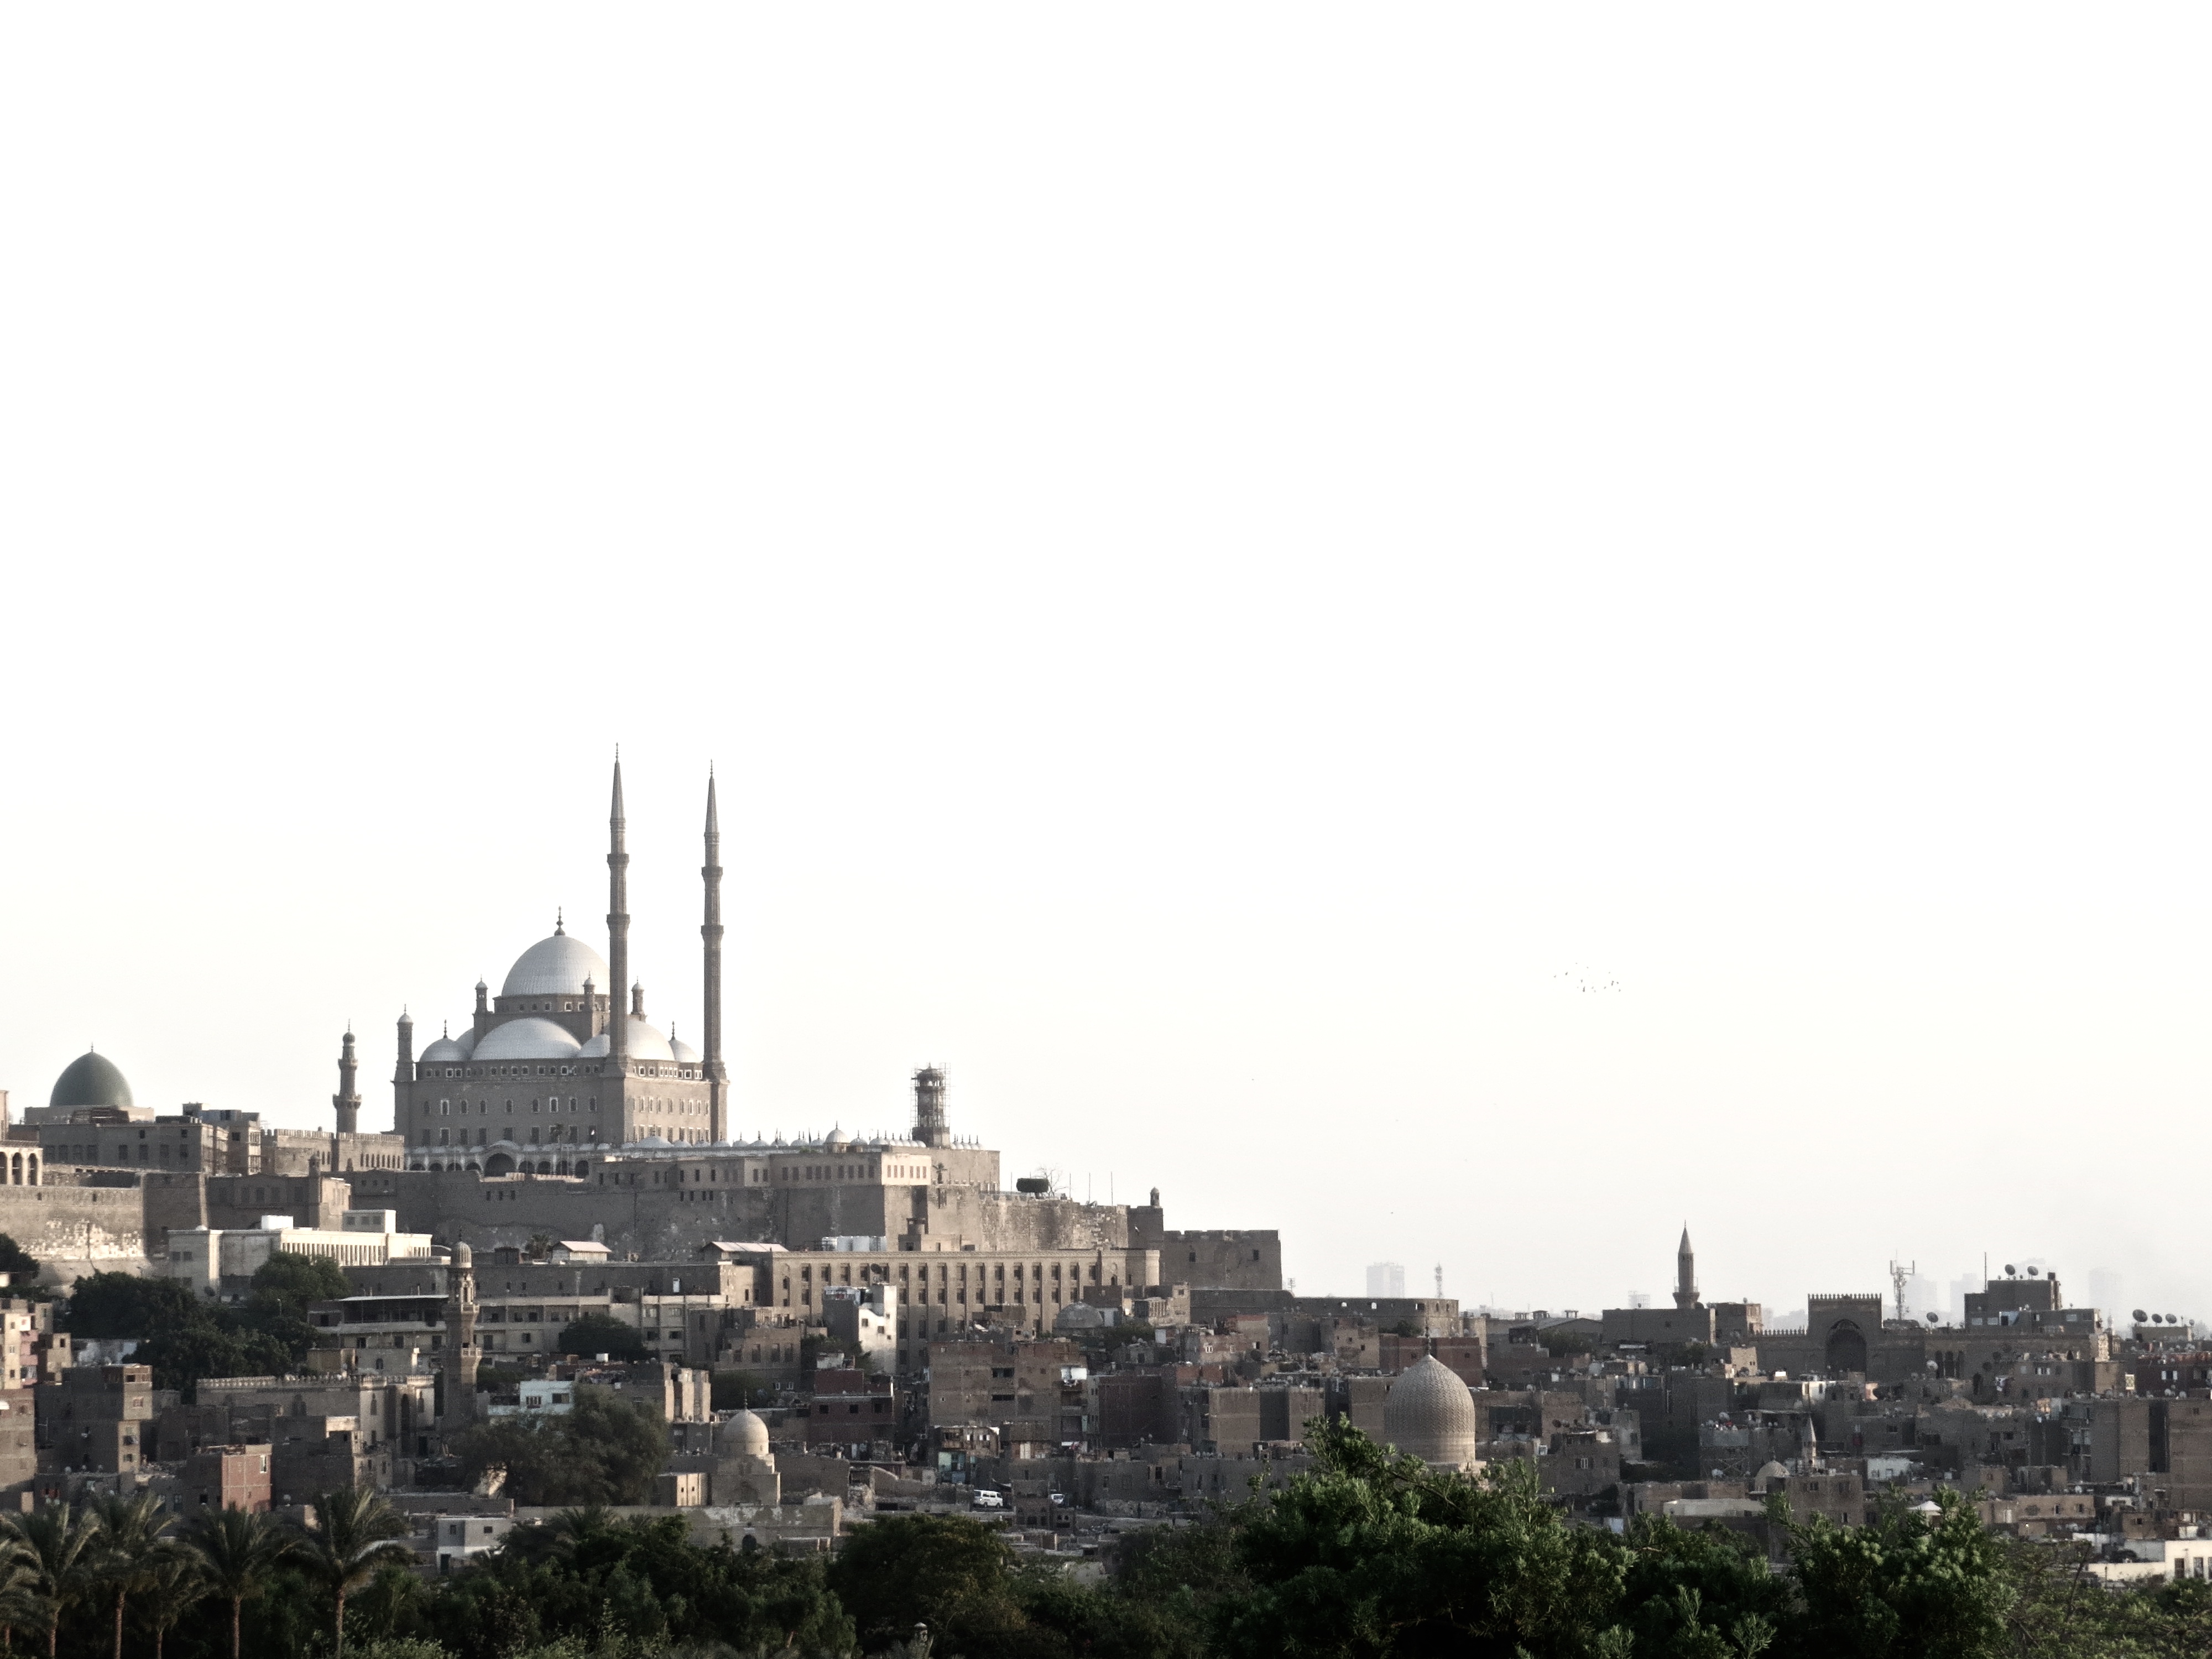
3 10 2207 1327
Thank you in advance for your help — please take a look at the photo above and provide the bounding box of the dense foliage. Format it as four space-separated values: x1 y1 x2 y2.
552 1314 648 1363
64 1256 350 1392
7 1416 2212 1658
0 1234 49 1299
447 1386 670 1506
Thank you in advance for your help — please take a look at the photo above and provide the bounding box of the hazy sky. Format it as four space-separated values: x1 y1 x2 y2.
4 12 2208 1324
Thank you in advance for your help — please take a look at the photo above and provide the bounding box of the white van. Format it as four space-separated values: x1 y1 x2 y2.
970 1489 1005 1510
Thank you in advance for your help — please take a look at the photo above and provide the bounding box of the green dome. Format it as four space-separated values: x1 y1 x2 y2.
50 1050 133 1113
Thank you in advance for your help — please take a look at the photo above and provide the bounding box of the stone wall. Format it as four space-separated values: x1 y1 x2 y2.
0 1184 154 1279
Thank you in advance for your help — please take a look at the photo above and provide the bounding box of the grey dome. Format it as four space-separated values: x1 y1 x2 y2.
471 1018 583 1062
51 1050 133 1112
825 1128 851 1149
670 1035 702 1065
576 1016 676 1062
717 1408 770 1455
1383 1355 1477 1469
453 1028 479 1058
501 932 611 999
419 1034 469 1065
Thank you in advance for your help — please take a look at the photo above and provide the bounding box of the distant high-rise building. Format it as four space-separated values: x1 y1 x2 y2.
1366 1261 1406 1298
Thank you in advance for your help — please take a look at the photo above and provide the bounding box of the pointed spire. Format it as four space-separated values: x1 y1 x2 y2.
556 907 565 936
611 749 625 821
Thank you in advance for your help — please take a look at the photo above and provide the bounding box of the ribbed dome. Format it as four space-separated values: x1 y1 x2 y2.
576 1016 677 1062
501 931 611 999
50 1051 133 1112
717 1408 770 1455
1383 1355 1477 1469
471 1018 583 1062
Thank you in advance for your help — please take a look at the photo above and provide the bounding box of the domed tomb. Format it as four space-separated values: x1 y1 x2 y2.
501 931 611 999
1383 1354 1478 1470
50 1050 133 1113
717 1408 771 1457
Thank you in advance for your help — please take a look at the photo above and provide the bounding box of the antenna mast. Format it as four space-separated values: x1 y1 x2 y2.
1888 1256 1916 1323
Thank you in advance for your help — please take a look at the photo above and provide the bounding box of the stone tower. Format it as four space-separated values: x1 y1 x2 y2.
701 771 728 1141
1674 1225 1699 1311
332 1027 361 1135
392 1010 415 1124
912 1067 951 1148
606 755 630 1073
442 1242 481 1431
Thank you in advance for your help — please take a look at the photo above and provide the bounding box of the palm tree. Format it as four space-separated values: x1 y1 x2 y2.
186 1509 294 1659
295 1488 414 1659
0 1503 100 1659
134 1557 205 1659
90 1492 175 1659
0 1555 45 1652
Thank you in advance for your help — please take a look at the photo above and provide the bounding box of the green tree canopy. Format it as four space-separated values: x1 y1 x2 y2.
64 1272 200 1340
553 1312 646 1362
447 1386 667 1506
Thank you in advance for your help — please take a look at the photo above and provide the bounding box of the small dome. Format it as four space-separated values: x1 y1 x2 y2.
501 932 611 999
1751 1460 1790 1492
472 1018 583 1062
50 1050 133 1113
671 1035 702 1064
1383 1355 1478 1469
453 1243 473 1267
825 1128 851 1150
453 1028 479 1058
717 1408 770 1455
576 1016 677 1062
420 1034 469 1065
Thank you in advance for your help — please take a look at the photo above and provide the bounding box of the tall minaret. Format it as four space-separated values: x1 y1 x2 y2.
1674 1225 1699 1311
333 1027 361 1135
606 755 630 1074
701 770 727 1140
393 1010 415 1131
441 1242 481 1431
912 1067 951 1148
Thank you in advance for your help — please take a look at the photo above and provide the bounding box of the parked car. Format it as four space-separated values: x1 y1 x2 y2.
971 1489 1005 1509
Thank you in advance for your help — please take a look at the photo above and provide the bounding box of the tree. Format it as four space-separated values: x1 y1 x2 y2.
0 1503 101 1659
552 1313 646 1361
187 1507 297 1659
90 1491 176 1659
1615 1516 1788 1659
1215 1420 1629 1659
63 1274 200 1342
828 1515 1030 1657
133 1555 205 1659
245 1251 350 1312
0 1237 46 1300
0 1554 47 1653
1786 1489 2013 1659
448 1386 667 1506
295 1488 415 1659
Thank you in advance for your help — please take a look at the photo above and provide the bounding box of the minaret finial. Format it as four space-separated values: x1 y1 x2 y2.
702 767 727 1139
556 906 564 935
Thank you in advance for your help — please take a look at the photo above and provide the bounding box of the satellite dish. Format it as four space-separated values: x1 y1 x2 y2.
2027 1267 2041 1277
2005 1264 2017 1276
2135 1310 2149 1323
1926 1313 1939 1324
2169 1314 2181 1325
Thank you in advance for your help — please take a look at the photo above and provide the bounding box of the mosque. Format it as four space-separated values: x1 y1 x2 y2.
390 758 727 1175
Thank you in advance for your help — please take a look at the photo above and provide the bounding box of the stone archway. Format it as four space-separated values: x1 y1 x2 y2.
1825 1319 1869 1376
484 1152 515 1177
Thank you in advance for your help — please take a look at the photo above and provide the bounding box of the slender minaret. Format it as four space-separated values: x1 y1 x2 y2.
393 1010 415 1131
1674 1225 1699 1311
333 1027 361 1135
606 755 630 1072
701 771 727 1140
441 1242 481 1430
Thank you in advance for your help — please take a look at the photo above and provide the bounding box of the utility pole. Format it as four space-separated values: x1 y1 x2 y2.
1888 1257 1916 1323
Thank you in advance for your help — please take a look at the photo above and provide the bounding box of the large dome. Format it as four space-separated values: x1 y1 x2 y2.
51 1050 133 1113
716 1408 770 1456
502 930 611 999
472 1018 583 1062
577 1016 676 1063
1383 1355 1478 1469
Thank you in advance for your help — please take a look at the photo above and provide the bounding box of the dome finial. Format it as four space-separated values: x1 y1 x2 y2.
556 907 565 936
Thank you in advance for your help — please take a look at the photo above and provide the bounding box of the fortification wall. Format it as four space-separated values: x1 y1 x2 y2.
1165 1229 1284 1291
0 1185 153 1279
926 1188 1129 1253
